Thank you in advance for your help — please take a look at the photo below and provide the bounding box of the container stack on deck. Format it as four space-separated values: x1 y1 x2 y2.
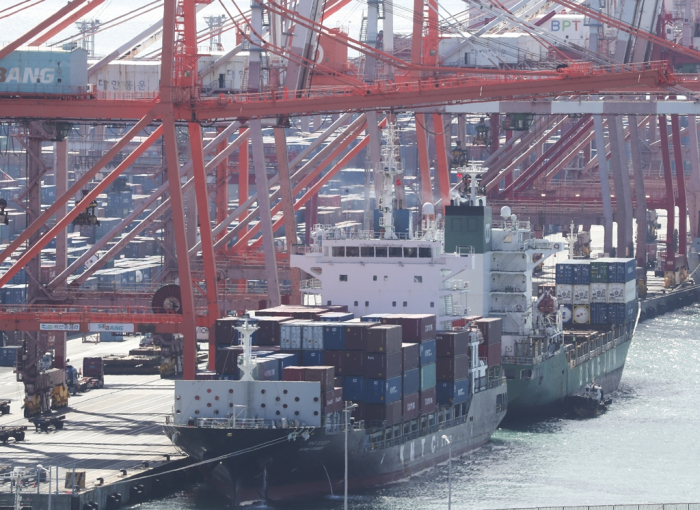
210 309 504 429
556 258 638 326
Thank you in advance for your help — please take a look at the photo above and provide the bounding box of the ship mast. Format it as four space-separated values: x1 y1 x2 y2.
377 122 402 240
235 319 259 381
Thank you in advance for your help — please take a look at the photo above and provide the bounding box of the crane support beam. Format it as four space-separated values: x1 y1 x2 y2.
659 115 676 271
671 114 688 259
0 65 674 121
188 122 221 366
0 0 89 60
28 0 106 46
0 112 157 279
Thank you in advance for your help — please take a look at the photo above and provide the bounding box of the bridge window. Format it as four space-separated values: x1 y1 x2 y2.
361 247 374 257
389 247 402 258
414 276 423 283
384 276 388 281
332 247 345 257
430 302 434 307
339 275 348 282
376 247 388 257
404 247 417 258
365 301 369 307
346 246 359 257
373 275 377 281
419 247 432 258
403 301 407 307
354 301 358 306
327 301 332 306
392 301 397 307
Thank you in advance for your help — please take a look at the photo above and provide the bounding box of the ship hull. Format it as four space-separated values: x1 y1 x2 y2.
164 385 506 502
503 326 633 419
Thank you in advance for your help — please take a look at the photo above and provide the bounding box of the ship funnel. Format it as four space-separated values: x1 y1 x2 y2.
500 206 511 219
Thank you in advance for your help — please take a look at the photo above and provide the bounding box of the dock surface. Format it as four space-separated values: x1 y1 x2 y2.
0 334 182 494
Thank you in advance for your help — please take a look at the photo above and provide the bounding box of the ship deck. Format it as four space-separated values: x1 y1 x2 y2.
0 334 183 494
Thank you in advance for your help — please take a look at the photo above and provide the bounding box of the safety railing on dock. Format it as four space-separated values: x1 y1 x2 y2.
496 504 700 510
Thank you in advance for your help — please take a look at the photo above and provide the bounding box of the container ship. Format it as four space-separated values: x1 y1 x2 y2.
163 131 507 502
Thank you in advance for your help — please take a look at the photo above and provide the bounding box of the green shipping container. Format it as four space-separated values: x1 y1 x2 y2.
590 261 608 283
420 363 436 391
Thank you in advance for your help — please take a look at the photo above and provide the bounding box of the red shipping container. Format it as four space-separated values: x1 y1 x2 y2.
344 323 374 351
487 342 502 366
324 390 335 410
342 351 364 376
436 331 470 358
402 343 420 371
366 325 402 353
403 392 420 420
381 314 437 343
436 355 470 381
324 351 344 376
420 387 437 414
366 400 403 426
475 318 503 345
304 366 335 393
283 366 306 381
215 348 240 375
39 331 57 347
333 387 344 410
364 351 402 379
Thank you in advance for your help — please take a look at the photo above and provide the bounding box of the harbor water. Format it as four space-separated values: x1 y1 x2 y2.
131 305 700 509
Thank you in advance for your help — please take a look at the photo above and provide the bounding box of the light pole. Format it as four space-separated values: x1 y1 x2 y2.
36 465 51 510
344 402 358 510
442 435 452 510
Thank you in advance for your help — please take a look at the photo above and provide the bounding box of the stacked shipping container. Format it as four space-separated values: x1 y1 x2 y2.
556 258 638 326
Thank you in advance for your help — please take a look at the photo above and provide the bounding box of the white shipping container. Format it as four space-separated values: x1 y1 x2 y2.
607 280 636 303
572 285 590 305
590 283 608 303
556 284 573 304
90 61 161 94
302 323 324 350
281 322 304 350
572 305 590 324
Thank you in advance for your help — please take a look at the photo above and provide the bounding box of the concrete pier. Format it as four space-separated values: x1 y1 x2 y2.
0 335 196 509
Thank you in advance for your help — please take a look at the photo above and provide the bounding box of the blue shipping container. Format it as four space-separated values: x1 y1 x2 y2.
436 378 470 405
269 353 299 373
555 263 574 284
343 376 365 401
0 48 88 95
608 301 638 324
365 376 402 404
403 367 420 396
322 324 345 350
607 258 636 283
419 338 437 366
572 263 591 285
0 346 21 367
247 358 279 381
590 303 609 325
302 350 324 366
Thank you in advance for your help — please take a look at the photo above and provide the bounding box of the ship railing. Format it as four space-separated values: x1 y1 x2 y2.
453 246 474 257
441 279 470 291
489 376 507 389
195 417 267 429
501 356 534 365
299 278 322 290
493 219 532 231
